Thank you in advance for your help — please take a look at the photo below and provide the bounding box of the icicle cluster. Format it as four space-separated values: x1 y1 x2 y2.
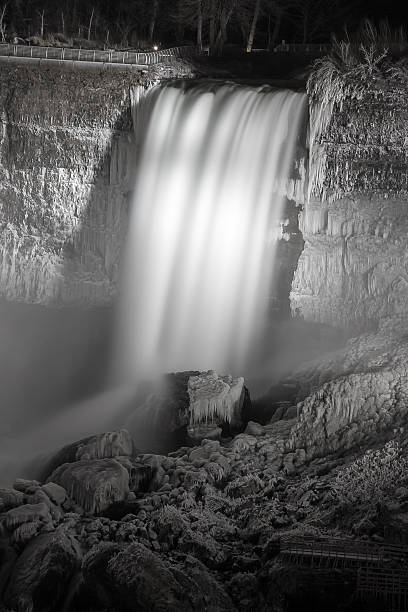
187 371 244 426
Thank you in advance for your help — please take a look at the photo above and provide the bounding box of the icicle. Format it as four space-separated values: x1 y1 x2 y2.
188 370 244 426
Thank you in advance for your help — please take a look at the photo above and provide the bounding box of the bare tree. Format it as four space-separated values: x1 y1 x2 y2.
212 0 237 54
246 0 261 52
268 3 283 49
0 2 7 42
208 0 215 47
289 0 351 43
197 0 203 50
176 0 204 49
37 8 45 37
148 0 159 42
87 7 94 41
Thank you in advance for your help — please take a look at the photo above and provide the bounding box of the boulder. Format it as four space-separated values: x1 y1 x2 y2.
81 541 235 612
0 488 25 511
40 429 134 481
4 530 80 612
48 458 129 514
244 421 265 437
41 482 67 506
5 502 52 530
187 424 222 444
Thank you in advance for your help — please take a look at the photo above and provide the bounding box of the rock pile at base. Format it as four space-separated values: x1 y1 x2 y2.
2 354 408 610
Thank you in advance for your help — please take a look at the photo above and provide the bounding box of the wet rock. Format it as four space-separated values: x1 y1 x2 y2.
288 319 408 458
187 424 222 444
0 488 25 511
81 541 234 611
41 482 67 506
0 543 17 602
41 429 134 481
244 421 264 436
48 458 129 514
5 502 52 530
231 434 257 453
172 554 235 611
227 571 260 611
395 486 408 500
188 371 245 430
86 541 191 611
283 453 296 474
4 530 81 612
80 541 124 609
226 474 263 498
13 479 40 494
115 455 157 492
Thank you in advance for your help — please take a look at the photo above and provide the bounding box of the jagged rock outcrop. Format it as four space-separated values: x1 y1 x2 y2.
292 74 408 331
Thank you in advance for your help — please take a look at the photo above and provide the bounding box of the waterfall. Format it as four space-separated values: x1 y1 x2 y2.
116 82 307 383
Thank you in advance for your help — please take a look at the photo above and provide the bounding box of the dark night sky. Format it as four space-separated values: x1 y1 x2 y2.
3 0 408 48
362 0 408 24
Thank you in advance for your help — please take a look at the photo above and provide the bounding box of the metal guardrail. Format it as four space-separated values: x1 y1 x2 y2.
273 43 331 53
0 43 196 66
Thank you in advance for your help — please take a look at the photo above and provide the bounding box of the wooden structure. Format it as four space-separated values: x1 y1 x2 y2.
278 536 408 611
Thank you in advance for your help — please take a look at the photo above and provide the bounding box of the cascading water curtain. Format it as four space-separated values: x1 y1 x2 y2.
116 82 307 383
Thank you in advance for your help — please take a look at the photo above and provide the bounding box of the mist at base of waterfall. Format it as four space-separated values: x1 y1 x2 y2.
0 295 345 486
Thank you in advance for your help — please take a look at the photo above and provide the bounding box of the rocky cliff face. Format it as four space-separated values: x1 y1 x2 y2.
285 64 408 458
0 65 133 303
291 82 408 331
0 60 194 305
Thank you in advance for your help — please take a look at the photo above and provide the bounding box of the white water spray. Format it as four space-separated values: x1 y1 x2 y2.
117 82 307 382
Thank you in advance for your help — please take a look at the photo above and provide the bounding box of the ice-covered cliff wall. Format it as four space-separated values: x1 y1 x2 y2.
0 65 134 303
0 60 194 305
291 73 408 330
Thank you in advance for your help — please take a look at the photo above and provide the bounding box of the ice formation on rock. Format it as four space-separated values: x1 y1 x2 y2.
286 318 408 459
188 371 245 426
293 75 408 330
48 458 129 514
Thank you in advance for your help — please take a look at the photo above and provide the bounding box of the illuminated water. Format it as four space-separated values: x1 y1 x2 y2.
117 82 307 382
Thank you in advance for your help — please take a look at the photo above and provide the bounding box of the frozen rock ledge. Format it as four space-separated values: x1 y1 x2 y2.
188 370 245 428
